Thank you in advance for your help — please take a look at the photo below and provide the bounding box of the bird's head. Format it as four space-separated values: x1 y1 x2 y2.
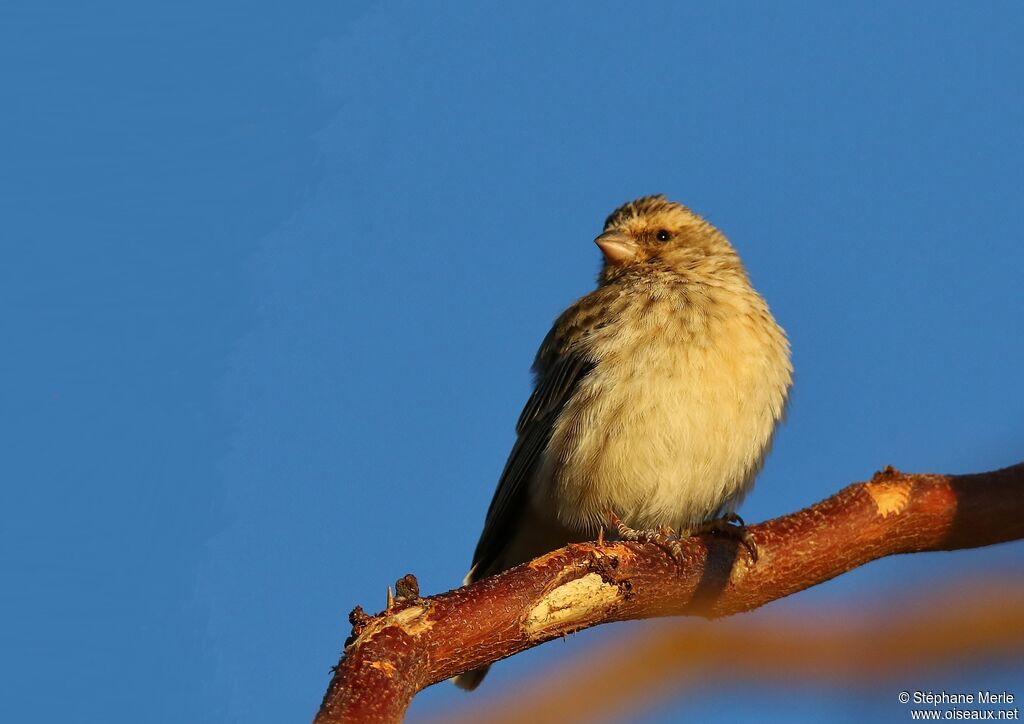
594 195 742 284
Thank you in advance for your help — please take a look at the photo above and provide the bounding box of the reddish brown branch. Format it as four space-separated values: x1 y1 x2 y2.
314 463 1024 724
443 579 1024 724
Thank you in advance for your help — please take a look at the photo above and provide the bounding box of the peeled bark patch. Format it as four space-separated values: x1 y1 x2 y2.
865 481 912 518
525 573 621 636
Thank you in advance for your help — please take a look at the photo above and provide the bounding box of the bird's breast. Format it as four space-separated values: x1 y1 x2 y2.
533 288 791 534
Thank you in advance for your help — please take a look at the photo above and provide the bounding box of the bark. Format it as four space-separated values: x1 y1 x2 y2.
313 463 1024 724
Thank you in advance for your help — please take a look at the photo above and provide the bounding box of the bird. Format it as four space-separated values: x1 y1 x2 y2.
453 195 792 690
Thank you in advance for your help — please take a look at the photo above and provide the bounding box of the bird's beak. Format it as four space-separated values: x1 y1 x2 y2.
594 230 638 266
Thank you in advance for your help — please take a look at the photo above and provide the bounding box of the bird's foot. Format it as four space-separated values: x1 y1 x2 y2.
693 513 758 563
604 511 758 564
604 511 685 563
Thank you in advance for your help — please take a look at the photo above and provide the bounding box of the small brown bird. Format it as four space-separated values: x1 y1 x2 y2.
454 195 792 690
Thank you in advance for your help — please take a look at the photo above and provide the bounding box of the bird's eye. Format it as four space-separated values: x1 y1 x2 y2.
656 229 671 242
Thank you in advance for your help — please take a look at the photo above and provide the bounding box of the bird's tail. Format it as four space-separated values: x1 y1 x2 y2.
452 666 490 691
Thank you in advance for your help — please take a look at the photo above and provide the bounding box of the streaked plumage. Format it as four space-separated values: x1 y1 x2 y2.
455 195 792 690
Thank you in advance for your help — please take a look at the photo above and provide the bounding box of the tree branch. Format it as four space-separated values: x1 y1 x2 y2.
441 579 1024 724
313 463 1024 724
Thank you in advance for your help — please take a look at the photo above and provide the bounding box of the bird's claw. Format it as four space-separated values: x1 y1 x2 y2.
604 510 687 564
604 510 758 564
694 514 758 563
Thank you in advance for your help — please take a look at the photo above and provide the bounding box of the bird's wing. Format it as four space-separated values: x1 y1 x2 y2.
515 349 595 435
468 346 595 581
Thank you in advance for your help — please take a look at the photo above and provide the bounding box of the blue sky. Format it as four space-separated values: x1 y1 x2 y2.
3 2 1022 722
